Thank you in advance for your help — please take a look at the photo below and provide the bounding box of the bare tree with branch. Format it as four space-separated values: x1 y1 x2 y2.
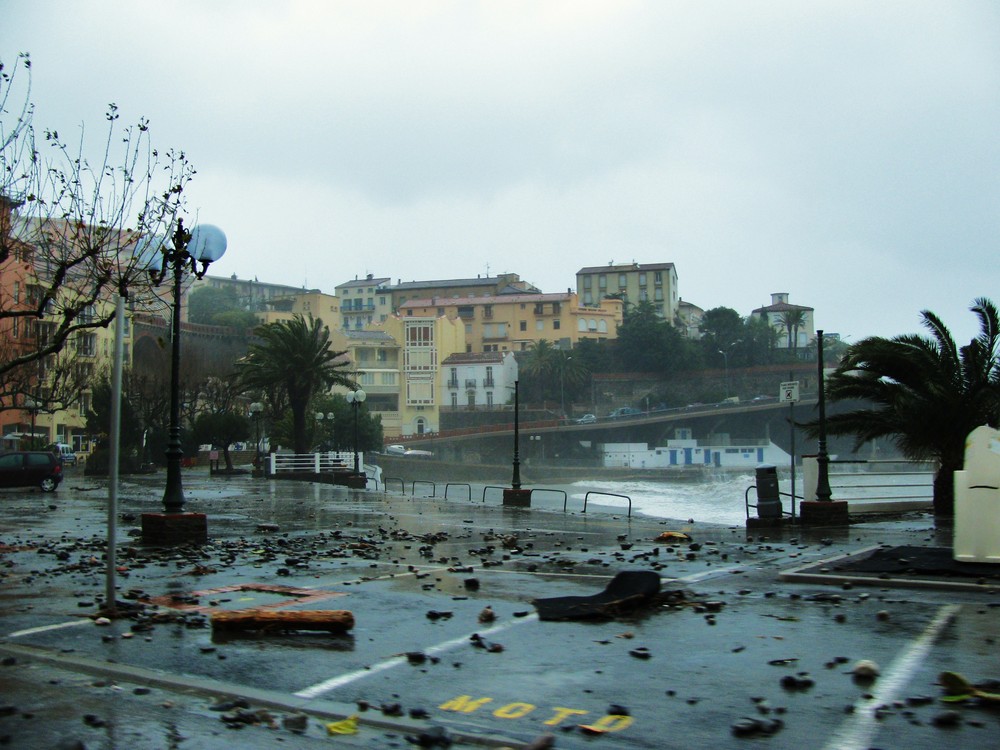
0 52 195 413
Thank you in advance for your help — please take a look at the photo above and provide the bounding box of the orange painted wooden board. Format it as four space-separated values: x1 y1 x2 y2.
210 609 354 633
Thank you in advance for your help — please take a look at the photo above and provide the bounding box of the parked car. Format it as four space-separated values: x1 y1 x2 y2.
608 407 643 419
0 451 63 492
385 444 407 455
575 413 597 424
47 443 78 466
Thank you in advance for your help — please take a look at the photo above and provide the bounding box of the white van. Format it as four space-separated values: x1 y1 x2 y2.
48 443 78 466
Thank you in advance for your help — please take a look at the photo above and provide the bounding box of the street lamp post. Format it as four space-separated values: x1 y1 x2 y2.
559 355 572 419
315 411 334 450
249 402 263 470
815 330 833 502
718 349 730 399
345 389 366 475
141 220 226 544
502 379 531 506
23 396 38 448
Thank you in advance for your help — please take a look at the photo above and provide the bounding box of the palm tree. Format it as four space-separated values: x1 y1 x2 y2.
810 298 1000 517
237 315 355 453
779 309 807 360
521 340 559 404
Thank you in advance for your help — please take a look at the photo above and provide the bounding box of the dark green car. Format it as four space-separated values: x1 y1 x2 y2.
0 451 64 492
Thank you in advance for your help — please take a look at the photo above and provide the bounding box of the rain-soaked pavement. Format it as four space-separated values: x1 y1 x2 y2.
1 466 999 749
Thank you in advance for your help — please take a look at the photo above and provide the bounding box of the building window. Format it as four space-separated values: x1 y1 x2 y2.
360 372 375 385
598 320 608 333
377 349 387 362
598 275 607 290
582 276 591 290
655 287 663 301
451 392 458 407
77 333 97 356
519 321 527 331
618 273 627 288
578 319 587 332
638 272 646 286
654 271 662 285
536 320 544 331
486 391 493 407
553 319 560 330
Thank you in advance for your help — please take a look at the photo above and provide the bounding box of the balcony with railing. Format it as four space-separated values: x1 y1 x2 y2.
447 377 459 389
464 378 477 389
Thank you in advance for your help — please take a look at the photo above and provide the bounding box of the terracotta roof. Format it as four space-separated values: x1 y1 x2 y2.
399 292 573 308
442 351 508 365
576 262 675 274
337 276 391 289
752 302 814 313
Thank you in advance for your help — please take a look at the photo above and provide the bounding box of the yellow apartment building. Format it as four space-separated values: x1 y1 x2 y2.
377 313 466 437
396 292 622 354
576 262 679 323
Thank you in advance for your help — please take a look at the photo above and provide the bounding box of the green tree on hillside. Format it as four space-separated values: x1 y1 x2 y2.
616 301 694 373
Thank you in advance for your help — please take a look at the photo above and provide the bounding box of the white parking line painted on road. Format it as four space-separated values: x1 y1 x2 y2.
294 616 537 699
7 619 92 638
821 603 960 750
294 563 753 699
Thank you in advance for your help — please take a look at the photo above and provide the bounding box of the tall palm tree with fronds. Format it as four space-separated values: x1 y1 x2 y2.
812 298 1000 517
779 308 807 360
237 314 355 453
521 340 559 404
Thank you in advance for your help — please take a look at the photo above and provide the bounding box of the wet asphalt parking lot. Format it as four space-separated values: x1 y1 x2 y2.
1 467 999 749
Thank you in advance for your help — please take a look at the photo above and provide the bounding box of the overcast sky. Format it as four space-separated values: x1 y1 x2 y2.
6 1 999 343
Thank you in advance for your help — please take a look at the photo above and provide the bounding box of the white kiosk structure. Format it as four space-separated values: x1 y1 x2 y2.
953 425 1000 564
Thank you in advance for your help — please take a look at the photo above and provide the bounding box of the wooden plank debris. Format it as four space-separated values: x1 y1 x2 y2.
210 609 354 633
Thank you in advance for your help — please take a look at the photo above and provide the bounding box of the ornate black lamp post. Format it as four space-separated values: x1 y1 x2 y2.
503 380 531 506
346 389 366 475
140 221 226 543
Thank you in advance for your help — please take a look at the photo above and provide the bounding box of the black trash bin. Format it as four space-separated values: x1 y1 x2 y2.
754 464 782 518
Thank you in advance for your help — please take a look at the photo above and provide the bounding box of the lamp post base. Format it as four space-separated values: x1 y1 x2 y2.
141 512 208 546
502 488 532 507
798 500 849 527
337 472 368 489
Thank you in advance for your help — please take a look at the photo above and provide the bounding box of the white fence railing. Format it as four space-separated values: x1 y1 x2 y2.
268 451 362 475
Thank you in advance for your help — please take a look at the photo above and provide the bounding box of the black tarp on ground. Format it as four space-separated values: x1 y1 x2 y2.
828 545 1000 582
533 570 662 621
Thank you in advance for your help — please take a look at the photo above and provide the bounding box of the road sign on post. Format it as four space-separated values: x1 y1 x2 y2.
780 381 800 403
